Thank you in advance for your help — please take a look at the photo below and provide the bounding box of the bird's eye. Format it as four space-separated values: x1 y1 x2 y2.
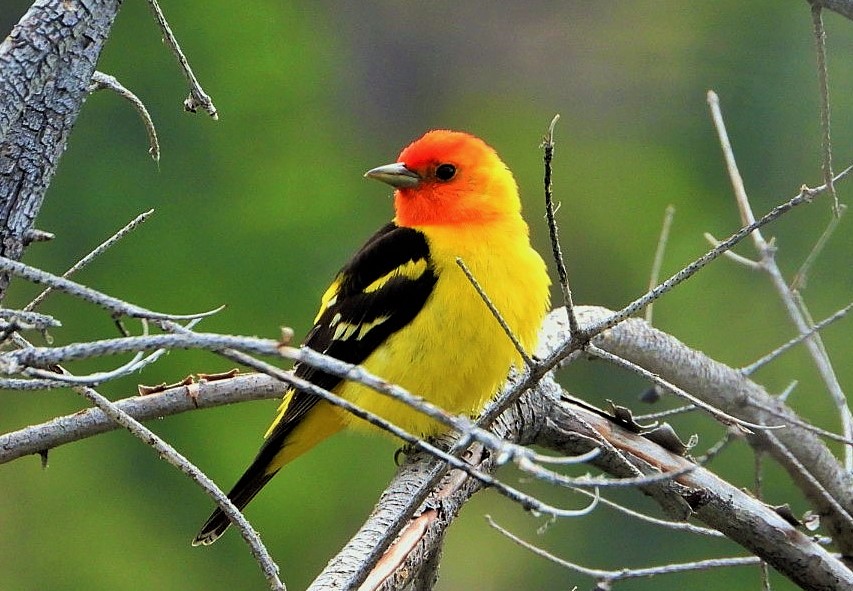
435 163 456 181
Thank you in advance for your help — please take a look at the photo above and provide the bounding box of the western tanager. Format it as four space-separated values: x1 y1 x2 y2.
193 130 550 545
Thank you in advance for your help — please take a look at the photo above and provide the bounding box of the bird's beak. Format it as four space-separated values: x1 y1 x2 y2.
363 162 421 189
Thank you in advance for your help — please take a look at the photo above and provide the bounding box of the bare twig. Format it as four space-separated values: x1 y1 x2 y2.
88 73 160 161
0 257 222 322
694 430 736 466
790 204 846 290
0 374 285 464
569 487 724 537
0 333 281 371
740 301 853 375
810 3 840 214
25 210 155 313
145 0 218 119
583 162 852 338
542 115 578 337
707 89 853 471
703 232 762 270
0 308 60 330
763 430 853 532
456 257 532 366
778 380 799 402
67 374 283 590
633 404 696 422
588 343 778 432
645 205 675 324
487 515 761 583
749 397 853 446
517 455 696 489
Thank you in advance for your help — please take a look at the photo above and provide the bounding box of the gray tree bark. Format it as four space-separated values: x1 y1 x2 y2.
0 0 122 298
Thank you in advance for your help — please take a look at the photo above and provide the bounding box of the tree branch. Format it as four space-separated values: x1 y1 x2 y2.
810 0 853 22
0 0 123 298
311 308 853 590
0 373 284 464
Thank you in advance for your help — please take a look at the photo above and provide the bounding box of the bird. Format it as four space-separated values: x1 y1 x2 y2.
192 130 551 545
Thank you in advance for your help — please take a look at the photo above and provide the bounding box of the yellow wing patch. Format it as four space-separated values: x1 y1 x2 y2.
331 315 390 342
363 259 428 293
265 389 294 439
313 278 341 324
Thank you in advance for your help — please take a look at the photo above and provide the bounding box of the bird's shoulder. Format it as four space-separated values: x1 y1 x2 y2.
300 222 438 378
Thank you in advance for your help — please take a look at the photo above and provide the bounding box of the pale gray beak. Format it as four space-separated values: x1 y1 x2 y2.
363 162 421 189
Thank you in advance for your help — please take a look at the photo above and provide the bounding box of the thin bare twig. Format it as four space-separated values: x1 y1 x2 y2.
456 257 532 366
487 515 761 582
582 161 852 339
645 205 675 324
810 3 840 214
67 375 283 590
694 431 736 466
587 343 778 432
0 308 60 330
763 430 853 533
88 73 160 161
633 404 696 422
0 333 281 371
517 455 696 489
778 380 799 402
542 115 578 337
707 89 853 471
741 301 853 375
569 487 724 537
527 448 601 465
146 0 218 119
25 210 155 313
790 204 846 290
749 397 853 446
703 232 763 270
0 257 222 322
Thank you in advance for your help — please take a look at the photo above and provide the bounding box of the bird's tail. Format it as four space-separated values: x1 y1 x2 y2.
191 455 277 546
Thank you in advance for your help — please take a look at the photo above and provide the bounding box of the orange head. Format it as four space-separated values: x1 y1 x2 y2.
364 130 522 228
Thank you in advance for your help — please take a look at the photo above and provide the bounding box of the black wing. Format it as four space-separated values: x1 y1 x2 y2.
263 221 437 452
192 222 438 545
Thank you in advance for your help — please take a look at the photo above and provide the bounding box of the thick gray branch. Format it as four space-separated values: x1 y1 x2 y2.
572 306 853 558
0 373 284 464
312 308 853 590
1 306 849 589
0 0 122 298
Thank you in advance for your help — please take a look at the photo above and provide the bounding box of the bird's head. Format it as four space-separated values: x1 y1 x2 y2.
365 130 522 228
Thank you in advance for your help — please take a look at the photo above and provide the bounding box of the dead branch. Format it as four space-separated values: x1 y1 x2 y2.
311 308 853 590
0 0 123 298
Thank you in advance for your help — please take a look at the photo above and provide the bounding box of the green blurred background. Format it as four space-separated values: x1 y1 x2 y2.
1 2 851 590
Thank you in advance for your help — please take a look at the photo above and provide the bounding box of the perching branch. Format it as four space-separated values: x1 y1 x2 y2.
312 308 853 591
0 373 283 464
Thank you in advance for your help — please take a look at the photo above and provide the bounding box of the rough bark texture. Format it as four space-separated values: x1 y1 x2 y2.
0 0 122 299
311 309 853 591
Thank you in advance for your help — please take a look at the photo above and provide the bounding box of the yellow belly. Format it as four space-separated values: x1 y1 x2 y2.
339 222 550 437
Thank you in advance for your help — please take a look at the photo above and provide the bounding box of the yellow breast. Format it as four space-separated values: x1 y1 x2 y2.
339 219 550 436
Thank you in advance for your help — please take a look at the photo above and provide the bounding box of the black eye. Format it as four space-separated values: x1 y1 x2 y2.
435 163 456 181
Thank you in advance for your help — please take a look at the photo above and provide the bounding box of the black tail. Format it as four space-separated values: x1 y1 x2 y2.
191 460 277 546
